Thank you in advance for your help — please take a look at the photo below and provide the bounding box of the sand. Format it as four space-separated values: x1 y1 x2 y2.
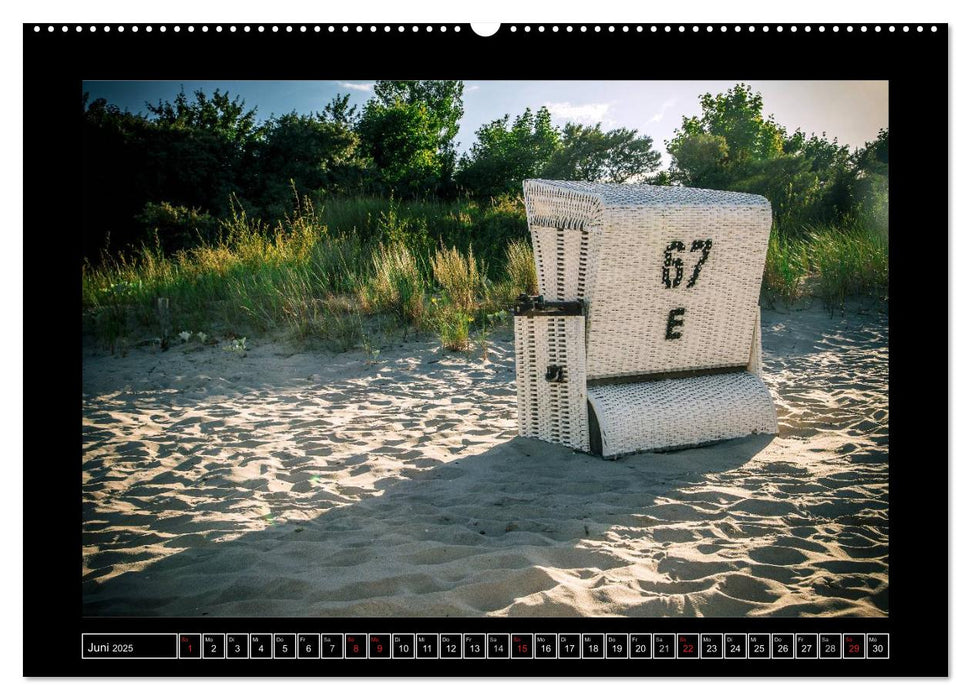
81 302 889 617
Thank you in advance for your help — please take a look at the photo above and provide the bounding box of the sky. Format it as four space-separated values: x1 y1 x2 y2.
82 80 888 168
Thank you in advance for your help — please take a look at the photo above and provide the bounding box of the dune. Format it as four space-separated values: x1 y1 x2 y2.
81 302 888 617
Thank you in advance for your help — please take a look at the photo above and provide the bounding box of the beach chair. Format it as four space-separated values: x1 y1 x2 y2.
513 180 777 458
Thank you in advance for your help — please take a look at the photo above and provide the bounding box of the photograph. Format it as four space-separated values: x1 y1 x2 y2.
79 78 890 619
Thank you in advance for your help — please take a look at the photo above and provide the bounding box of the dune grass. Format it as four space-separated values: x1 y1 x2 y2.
431 245 485 312
504 238 538 297
358 241 428 324
762 224 888 309
82 195 888 354
82 195 536 353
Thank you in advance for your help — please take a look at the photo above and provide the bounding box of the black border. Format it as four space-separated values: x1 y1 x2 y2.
24 22 948 677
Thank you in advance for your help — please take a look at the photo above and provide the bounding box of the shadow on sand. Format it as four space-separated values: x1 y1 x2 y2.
83 434 778 617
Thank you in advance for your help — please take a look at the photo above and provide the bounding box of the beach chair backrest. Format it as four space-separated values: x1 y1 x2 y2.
523 180 772 381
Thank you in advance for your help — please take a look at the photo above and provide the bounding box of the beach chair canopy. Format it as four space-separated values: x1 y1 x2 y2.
523 179 772 381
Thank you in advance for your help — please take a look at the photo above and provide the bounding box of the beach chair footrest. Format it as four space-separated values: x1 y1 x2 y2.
586 371 777 458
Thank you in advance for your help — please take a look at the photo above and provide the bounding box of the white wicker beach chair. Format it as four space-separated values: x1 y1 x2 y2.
514 180 777 458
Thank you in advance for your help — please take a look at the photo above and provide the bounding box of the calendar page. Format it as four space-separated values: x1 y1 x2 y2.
21 18 946 679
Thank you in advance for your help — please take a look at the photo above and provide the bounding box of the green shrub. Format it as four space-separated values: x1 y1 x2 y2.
433 302 472 351
137 201 220 250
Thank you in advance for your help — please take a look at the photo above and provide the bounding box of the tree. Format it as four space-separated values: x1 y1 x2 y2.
140 89 261 219
146 88 258 150
667 132 731 188
667 84 785 187
82 96 159 256
665 83 882 233
366 80 465 191
82 89 266 256
670 84 785 169
543 123 661 183
356 98 442 197
321 93 359 128
851 128 889 232
251 93 367 209
458 113 661 195
456 107 559 197
853 127 888 179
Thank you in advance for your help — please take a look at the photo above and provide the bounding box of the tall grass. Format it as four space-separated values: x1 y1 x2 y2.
313 192 526 275
762 231 809 306
431 245 484 312
83 195 888 353
504 238 538 297
82 194 530 352
359 241 428 325
762 224 888 308
82 195 354 346
806 224 889 307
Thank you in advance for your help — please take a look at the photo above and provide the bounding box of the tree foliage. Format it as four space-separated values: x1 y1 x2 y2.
145 88 258 147
669 84 784 173
254 107 362 217
361 80 465 194
83 90 260 255
543 123 662 183
667 84 887 234
81 81 888 260
455 107 559 197
357 99 443 197
456 108 662 196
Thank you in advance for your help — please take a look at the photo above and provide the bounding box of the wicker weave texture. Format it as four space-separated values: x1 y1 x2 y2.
587 205 769 378
525 179 770 210
514 315 589 452
524 181 604 303
523 180 771 380
587 371 777 458
531 226 599 302
747 306 763 377
523 180 606 232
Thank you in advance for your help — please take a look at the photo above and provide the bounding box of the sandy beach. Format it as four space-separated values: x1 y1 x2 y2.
81 302 889 617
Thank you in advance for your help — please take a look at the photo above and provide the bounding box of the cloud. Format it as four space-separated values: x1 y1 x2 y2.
647 98 678 124
466 85 480 92
544 101 612 125
337 81 374 92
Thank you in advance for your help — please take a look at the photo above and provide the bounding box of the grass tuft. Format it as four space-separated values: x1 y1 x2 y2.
431 244 484 312
433 304 473 352
504 238 538 297
359 241 427 325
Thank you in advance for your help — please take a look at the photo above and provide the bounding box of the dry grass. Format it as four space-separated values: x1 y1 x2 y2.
504 238 538 296
431 244 485 312
82 196 887 353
